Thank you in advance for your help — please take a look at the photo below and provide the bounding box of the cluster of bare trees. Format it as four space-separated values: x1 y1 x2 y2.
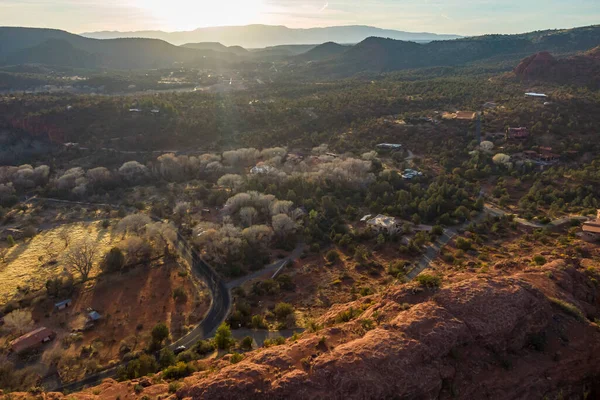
193 190 299 273
59 215 177 281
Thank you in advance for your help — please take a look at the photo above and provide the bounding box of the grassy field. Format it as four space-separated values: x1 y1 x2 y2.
0 221 120 304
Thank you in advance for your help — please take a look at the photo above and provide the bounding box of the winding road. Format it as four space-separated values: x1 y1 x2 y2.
406 205 589 281
28 197 232 393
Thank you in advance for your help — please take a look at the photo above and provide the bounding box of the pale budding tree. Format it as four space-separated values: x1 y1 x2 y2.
217 174 245 191
119 236 153 265
272 214 297 239
116 214 152 236
118 161 149 183
145 221 178 256
239 206 258 227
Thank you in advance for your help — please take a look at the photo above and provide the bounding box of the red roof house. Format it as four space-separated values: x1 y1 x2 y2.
506 127 529 139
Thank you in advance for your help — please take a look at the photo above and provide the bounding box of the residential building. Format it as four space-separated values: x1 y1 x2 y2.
402 169 423 180
11 327 56 353
506 127 529 140
54 299 72 311
525 92 548 98
376 143 403 150
455 111 477 120
582 211 600 241
365 214 403 235
250 165 275 174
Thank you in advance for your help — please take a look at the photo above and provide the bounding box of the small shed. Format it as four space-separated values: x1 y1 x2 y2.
88 311 102 322
55 299 72 311
11 327 56 353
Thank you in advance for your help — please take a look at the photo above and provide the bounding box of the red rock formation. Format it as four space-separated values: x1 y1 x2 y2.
514 48 600 88
7 264 600 400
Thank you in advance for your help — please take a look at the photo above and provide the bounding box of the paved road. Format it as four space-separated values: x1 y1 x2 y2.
406 205 589 281
29 197 231 393
226 243 304 289
406 228 457 280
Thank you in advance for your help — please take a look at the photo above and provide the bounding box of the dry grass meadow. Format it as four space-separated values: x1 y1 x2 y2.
0 221 120 304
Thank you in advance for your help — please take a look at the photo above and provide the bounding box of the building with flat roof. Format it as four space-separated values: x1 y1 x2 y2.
11 327 55 353
581 210 600 242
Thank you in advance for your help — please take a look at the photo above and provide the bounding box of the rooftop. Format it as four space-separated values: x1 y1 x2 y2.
11 327 54 348
366 214 397 229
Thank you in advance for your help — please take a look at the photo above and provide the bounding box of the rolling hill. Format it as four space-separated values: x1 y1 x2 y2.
293 42 348 62
181 42 249 56
82 24 463 48
0 27 234 69
309 25 600 77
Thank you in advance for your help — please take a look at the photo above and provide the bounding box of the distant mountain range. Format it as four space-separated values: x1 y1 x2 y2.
0 27 238 69
309 25 600 77
82 25 463 48
1 25 599 76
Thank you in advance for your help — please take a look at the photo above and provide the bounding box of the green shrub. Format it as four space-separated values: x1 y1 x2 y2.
214 323 234 350
151 323 169 345
6 235 15 247
172 287 188 303
163 362 195 380
415 274 442 288
168 382 181 393
273 302 294 321
158 348 176 369
251 314 267 329
240 336 253 351
533 255 547 266
193 340 216 355
102 247 125 273
335 307 363 323
263 336 286 347
230 353 244 364
325 250 340 263
455 237 472 251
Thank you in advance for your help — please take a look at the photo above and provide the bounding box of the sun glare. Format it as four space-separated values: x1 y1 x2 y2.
136 0 267 31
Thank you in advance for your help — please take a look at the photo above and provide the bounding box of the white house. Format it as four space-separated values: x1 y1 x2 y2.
365 214 402 235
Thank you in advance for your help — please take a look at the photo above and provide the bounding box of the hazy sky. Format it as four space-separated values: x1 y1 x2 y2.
1 0 599 35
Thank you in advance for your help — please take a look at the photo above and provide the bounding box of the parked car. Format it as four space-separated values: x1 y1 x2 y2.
174 345 187 355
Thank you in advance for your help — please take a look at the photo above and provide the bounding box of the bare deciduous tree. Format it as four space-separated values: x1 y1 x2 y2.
58 229 70 248
4 309 34 334
146 222 177 256
65 239 97 281
120 236 153 264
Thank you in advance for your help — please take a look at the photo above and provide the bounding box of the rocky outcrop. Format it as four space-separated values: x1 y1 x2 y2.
7 264 600 400
514 48 600 88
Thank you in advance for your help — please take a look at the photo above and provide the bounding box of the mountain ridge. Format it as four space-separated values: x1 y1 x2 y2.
308 25 600 77
81 24 463 48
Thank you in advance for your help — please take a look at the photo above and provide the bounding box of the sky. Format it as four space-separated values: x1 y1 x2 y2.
1 0 599 35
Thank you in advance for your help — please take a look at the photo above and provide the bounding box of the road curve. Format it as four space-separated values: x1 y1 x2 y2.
407 205 589 280
28 197 231 393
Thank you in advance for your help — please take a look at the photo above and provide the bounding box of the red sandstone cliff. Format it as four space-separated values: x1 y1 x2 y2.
5 261 600 400
514 48 600 88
